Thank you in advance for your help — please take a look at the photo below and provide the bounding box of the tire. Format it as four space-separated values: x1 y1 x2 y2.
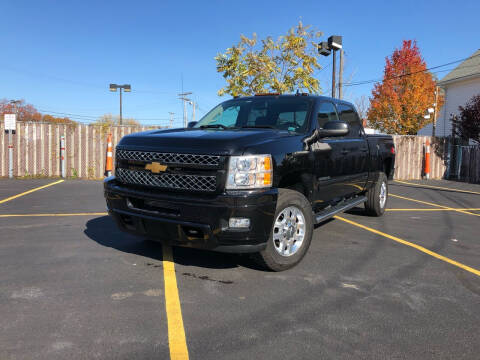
365 172 388 217
252 189 314 271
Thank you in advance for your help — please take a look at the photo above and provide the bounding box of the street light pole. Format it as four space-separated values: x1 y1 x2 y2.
109 84 131 125
319 36 342 99
331 49 336 98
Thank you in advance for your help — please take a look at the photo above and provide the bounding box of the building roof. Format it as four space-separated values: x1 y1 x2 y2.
440 49 480 85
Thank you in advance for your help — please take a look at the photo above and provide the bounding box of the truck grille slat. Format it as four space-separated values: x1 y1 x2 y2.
116 150 220 167
116 168 217 192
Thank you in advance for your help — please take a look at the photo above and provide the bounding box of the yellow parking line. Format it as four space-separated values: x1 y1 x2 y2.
0 180 65 204
334 215 480 277
162 244 189 360
394 180 480 195
390 193 480 217
386 208 480 212
0 212 107 217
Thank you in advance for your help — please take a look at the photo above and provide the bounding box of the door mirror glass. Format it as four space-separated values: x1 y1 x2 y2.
319 121 349 137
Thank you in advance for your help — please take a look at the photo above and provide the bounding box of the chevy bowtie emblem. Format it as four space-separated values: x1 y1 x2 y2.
145 162 167 173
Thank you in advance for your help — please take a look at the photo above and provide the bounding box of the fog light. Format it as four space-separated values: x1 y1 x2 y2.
229 217 250 229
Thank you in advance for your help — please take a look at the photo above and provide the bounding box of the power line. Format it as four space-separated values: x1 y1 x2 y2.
37 108 180 122
324 58 480 95
342 53 480 87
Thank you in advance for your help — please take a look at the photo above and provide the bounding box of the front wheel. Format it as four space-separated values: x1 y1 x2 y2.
252 189 314 271
365 172 388 216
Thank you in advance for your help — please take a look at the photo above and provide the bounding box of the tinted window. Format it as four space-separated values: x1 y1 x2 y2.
277 110 308 127
199 105 240 127
317 101 339 128
336 104 362 137
195 97 313 133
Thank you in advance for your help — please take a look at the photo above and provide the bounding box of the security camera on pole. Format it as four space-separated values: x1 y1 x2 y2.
318 35 343 99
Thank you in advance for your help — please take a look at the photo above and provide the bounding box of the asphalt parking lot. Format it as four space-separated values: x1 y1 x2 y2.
1 179 479 360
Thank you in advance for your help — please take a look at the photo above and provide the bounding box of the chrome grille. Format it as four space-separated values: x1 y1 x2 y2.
116 168 217 192
116 150 220 167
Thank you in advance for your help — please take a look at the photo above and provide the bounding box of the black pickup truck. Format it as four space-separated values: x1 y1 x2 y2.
104 94 395 271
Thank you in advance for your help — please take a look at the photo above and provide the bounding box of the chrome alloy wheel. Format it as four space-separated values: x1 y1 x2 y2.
272 206 306 257
379 181 387 208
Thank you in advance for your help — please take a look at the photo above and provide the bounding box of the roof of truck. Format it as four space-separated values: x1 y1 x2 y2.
232 93 354 106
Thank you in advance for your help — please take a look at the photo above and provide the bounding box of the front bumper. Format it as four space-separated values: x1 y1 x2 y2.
104 177 277 253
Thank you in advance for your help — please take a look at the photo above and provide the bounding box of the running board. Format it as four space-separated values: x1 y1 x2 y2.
314 196 367 224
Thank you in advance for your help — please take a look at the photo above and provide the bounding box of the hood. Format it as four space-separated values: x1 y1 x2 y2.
117 128 298 155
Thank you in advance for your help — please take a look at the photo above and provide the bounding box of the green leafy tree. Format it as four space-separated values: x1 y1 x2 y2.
215 22 323 97
92 113 140 127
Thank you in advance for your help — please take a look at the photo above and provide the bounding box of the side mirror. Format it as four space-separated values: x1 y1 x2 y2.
319 121 349 137
187 121 198 128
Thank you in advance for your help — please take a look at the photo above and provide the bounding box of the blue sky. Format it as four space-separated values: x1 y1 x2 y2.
1 0 479 127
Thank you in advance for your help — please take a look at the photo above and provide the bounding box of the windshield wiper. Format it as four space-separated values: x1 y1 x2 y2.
240 125 275 129
199 124 228 129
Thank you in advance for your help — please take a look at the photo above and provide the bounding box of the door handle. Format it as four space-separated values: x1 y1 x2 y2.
341 149 349 155
360 147 368 152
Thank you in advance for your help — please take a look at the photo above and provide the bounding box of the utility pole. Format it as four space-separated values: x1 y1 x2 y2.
168 112 175 128
432 86 439 137
190 100 195 122
338 49 344 99
178 92 192 127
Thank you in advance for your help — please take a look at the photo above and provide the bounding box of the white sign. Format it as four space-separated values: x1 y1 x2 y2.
4 114 16 131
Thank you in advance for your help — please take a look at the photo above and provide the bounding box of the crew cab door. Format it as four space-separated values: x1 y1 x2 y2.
335 103 369 196
312 101 347 208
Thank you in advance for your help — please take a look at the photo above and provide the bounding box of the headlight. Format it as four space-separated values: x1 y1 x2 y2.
226 155 272 189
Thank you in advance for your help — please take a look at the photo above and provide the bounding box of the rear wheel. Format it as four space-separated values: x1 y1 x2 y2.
365 172 388 216
252 189 314 271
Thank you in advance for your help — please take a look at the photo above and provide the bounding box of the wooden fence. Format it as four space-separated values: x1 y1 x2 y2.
0 122 153 179
0 123 456 180
392 136 448 180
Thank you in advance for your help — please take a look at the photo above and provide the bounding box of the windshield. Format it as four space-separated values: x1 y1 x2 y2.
194 97 313 133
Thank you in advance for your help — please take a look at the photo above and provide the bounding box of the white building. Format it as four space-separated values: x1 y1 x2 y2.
419 49 480 137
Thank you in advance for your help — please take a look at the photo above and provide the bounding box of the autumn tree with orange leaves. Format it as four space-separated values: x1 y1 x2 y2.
367 40 443 135
0 99 75 124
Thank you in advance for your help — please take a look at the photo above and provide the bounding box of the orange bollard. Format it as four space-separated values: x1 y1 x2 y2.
105 133 113 177
424 139 430 179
